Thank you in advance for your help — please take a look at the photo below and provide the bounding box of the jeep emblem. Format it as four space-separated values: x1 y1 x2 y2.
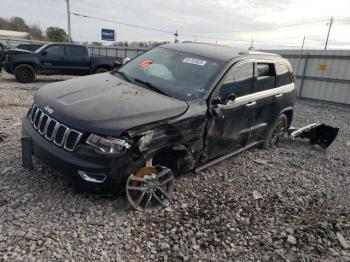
44 105 54 114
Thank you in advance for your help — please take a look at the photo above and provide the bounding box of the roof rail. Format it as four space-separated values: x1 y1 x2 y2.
239 50 281 57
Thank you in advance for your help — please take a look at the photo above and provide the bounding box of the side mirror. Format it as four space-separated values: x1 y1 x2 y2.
113 61 122 67
123 57 131 64
222 92 237 104
212 92 237 106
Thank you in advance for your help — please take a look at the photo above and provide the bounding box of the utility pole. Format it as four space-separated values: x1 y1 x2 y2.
301 36 306 51
174 30 179 43
249 38 254 50
65 0 71 42
324 16 333 50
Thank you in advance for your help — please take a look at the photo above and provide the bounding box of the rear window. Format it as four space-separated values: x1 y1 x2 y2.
254 63 276 92
68 46 85 56
275 63 293 87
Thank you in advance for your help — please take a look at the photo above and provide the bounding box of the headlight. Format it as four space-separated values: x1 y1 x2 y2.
86 134 131 154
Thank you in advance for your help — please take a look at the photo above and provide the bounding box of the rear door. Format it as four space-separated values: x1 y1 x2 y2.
203 61 255 161
39 44 66 73
64 45 90 75
247 62 278 143
275 63 294 111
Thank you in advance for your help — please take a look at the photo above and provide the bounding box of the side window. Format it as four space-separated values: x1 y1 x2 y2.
254 63 276 92
44 45 65 57
68 46 85 57
220 62 254 98
276 63 292 87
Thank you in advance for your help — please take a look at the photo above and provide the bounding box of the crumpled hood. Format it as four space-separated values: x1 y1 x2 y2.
35 73 189 136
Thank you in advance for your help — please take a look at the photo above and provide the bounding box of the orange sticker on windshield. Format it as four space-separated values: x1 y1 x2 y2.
138 60 153 68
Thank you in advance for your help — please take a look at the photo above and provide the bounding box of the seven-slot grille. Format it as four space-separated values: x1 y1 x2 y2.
28 104 82 151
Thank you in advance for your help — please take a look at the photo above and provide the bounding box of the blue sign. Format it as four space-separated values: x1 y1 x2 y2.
101 29 115 41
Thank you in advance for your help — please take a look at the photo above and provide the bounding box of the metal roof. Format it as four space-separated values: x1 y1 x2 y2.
0 30 29 39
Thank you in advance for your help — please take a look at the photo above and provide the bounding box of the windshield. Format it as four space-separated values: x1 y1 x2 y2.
35 44 49 53
115 47 223 101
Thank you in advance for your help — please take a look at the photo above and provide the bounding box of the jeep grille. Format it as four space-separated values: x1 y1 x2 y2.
28 104 82 152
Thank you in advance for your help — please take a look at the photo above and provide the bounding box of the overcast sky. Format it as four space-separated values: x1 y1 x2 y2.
1 0 350 49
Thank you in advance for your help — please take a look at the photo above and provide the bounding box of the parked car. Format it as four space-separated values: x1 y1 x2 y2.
1 43 120 83
21 42 297 210
16 43 44 52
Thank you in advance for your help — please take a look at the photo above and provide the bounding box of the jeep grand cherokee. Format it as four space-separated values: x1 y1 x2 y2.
22 42 297 210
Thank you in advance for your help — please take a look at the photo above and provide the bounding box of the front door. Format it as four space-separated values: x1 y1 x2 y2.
39 45 66 73
202 61 256 162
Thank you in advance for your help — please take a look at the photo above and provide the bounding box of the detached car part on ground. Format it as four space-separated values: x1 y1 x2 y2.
21 42 338 211
0 43 121 83
289 123 339 149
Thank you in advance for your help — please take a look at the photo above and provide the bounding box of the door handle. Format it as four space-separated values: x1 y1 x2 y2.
246 101 256 107
275 94 283 98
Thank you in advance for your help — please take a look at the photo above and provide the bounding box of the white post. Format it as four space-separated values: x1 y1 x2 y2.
65 0 72 42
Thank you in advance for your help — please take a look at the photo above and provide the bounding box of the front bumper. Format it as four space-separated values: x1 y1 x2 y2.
2 62 13 74
22 117 131 189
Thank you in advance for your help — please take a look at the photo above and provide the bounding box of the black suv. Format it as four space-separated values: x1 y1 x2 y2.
22 42 297 210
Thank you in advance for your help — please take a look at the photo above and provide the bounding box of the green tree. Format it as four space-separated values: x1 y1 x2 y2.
0 17 11 30
46 27 68 42
9 17 29 31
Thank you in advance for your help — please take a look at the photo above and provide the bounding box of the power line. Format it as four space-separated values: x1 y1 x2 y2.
181 17 331 35
71 12 348 47
72 12 174 35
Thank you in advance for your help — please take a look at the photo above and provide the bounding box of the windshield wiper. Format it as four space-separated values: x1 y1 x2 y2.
115 71 132 83
134 78 168 96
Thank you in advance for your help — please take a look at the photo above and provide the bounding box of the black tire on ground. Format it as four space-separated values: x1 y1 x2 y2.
94 67 109 74
261 114 288 149
14 64 36 83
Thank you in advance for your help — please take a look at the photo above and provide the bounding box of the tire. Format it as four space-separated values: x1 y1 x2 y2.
14 64 36 83
261 114 288 149
94 67 109 74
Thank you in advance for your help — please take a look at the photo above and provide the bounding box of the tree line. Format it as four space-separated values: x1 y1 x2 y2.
0 16 68 42
0 16 171 47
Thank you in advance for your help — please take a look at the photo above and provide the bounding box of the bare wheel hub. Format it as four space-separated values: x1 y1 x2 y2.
126 166 174 211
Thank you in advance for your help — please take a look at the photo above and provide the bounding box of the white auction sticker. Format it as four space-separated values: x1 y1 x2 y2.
183 57 207 66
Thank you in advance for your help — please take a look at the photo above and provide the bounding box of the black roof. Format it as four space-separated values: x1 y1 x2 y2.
161 42 281 62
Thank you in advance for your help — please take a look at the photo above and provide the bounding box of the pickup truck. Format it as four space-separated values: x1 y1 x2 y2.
1 43 120 83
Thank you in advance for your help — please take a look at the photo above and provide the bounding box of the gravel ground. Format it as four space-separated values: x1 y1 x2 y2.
0 72 350 261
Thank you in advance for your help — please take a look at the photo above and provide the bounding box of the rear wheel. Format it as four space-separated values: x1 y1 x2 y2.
94 67 109 74
261 114 288 149
14 64 36 83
